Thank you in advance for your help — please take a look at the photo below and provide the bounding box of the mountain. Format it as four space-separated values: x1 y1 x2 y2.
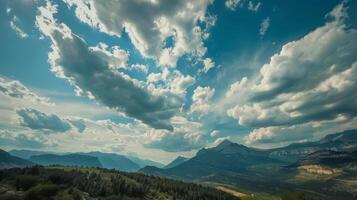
164 156 189 169
268 129 357 162
79 151 140 172
290 149 357 170
0 166 239 200
10 150 150 172
141 131 357 200
141 139 283 179
9 149 54 159
127 155 164 168
29 154 102 168
0 149 34 169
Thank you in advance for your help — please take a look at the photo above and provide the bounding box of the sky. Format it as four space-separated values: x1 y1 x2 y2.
0 0 356 164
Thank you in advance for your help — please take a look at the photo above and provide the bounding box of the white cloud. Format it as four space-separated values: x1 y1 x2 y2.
248 1 261 12
259 17 270 36
169 73 195 95
35 1 179 130
202 58 215 73
9 16 29 38
225 0 242 11
226 77 248 98
191 86 215 113
144 116 205 152
63 0 214 68
227 2 357 144
210 130 220 137
130 64 148 74
0 77 51 105
89 42 129 70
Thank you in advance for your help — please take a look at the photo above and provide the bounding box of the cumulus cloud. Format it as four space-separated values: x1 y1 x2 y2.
17 108 71 132
259 17 270 36
144 129 204 152
89 42 129 70
130 64 148 74
63 0 214 67
227 2 357 144
36 2 179 130
191 86 215 113
0 77 51 105
144 116 205 152
169 73 195 95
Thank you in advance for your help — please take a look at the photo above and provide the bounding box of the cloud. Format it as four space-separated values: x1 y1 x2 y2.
210 130 220 137
144 116 205 152
16 108 71 132
36 2 179 130
225 0 242 11
144 128 204 152
190 86 215 113
130 64 148 74
227 2 357 144
169 73 195 95
63 0 214 68
248 1 261 12
0 77 51 105
259 17 270 36
9 16 29 38
202 58 215 73
89 42 129 70
0 130 57 149
68 118 86 133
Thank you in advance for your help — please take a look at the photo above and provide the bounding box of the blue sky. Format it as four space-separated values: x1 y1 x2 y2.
0 0 356 163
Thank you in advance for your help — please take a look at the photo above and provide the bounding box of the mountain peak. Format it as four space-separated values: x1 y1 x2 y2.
217 139 234 148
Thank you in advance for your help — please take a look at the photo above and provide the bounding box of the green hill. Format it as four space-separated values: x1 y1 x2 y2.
0 149 34 169
0 166 240 200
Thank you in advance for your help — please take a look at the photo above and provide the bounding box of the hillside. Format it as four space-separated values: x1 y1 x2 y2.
141 130 357 200
268 129 357 162
0 166 240 200
79 151 140 172
127 155 164 168
163 156 189 169
9 149 162 171
141 139 283 179
0 149 34 169
30 154 102 168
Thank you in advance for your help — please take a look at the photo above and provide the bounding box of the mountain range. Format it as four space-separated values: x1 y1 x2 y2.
1 129 357 199
9 149 163 171
0 149 34 169
141 129 357 200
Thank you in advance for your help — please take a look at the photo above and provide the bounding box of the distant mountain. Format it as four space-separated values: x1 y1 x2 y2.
141 139 283 179
290 149 357 169
268 129 357 162
164 156 189 169
9 150 153 172
127 155 164 168
0 149 34 169
9 149 54 159
30 154 102 168
80 151 140 172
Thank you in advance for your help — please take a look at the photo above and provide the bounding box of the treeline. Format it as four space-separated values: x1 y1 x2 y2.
0 166 240 200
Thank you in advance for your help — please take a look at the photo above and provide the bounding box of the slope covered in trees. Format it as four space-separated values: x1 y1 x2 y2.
0 166 240 200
